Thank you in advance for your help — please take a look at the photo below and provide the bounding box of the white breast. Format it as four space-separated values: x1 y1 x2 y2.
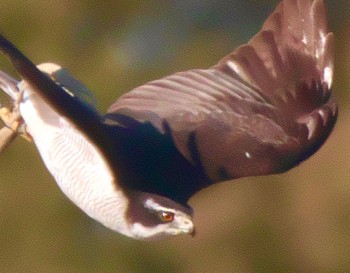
19 86 132 236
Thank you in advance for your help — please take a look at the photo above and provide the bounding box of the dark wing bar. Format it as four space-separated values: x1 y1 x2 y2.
0 34 120 175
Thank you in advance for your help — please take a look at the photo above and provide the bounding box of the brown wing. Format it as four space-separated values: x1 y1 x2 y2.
106 0 337 192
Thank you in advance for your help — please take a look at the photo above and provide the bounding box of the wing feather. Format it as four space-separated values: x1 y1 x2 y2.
106 0 337 199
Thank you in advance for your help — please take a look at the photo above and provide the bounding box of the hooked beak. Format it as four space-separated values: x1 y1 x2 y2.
182 223 196 237
188 226 196 237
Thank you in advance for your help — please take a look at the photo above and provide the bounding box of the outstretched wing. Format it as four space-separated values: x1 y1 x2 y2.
0 35 121 180
107 0 337 197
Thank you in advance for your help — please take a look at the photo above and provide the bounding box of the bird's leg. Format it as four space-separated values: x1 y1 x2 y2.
0 89 32 142
0 105 19 153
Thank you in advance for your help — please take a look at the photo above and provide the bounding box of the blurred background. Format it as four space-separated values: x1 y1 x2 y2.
0 0 349 272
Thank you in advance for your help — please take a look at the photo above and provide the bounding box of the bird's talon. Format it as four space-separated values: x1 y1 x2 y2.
0 95 32 142
18 124 32 142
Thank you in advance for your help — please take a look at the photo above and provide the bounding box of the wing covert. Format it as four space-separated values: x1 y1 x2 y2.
106 0 337 197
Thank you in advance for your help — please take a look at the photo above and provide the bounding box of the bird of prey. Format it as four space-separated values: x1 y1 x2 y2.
0 0 336 239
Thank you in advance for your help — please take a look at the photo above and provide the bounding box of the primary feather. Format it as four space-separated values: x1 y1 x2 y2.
0 0 337 238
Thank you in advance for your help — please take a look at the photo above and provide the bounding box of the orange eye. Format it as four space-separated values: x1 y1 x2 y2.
159 211 174 223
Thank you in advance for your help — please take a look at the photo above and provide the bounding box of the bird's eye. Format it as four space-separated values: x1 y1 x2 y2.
158 211 174 223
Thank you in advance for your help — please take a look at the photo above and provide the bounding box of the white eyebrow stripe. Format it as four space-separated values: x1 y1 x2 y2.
144 198 176 213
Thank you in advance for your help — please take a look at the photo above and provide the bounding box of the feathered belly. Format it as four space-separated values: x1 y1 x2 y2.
19 90 130 233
